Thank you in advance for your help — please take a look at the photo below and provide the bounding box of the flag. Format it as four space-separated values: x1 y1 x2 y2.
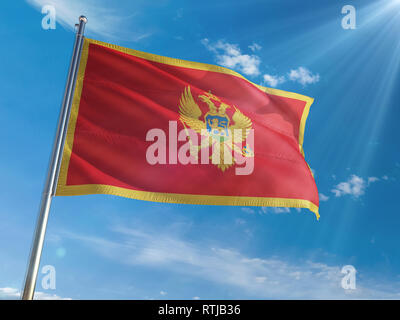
56 38 319 219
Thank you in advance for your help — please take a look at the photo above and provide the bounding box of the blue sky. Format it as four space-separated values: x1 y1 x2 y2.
0 0 400 299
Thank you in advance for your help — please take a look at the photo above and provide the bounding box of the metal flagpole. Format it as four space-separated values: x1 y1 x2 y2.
21 16 87 300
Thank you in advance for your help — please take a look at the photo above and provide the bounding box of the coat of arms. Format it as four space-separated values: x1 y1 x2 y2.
179 86 254 171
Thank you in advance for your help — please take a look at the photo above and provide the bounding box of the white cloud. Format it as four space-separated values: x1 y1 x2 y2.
241 207 255 214
272 207 291 214
248 43 262 52
331 175 366 198
263 74 286 87
263 68 320 88
288 67 320 86
0 288 20 299
201 39 261 76
160 290 167 296
61 227 400 299
368 177 379 184
26 0 151 40
34 292 72 300
255 276 267 283
201 39 319 87
0 287 71 300
319 193 330 202
174 8 183 20
260 207 291 214
331 174 384 198
192 296 200 300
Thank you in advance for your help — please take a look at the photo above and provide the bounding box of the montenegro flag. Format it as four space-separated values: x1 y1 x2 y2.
56 38 319 219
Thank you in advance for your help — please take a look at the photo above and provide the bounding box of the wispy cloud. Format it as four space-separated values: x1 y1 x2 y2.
288 67 320 86
332 175 366 198
0 288 20 299
261 207 291 214
245 207 302 215
26 0 152 41
262 67 319 87
241 207 255 214
263 74 285 87
328 172 390 199
201 38 319 87
173 8 183 20
248 43 262 52
201 39 261 76
367 176 379 184
319 193 330 202
0 287 71 300
60 226 400 299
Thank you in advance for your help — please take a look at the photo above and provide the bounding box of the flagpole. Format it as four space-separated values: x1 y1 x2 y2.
21 16 87 300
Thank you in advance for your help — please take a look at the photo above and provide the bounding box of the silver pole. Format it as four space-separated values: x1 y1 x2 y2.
21 16 87 300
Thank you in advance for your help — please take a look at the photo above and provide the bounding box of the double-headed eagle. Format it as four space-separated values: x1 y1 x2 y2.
178 86 253 171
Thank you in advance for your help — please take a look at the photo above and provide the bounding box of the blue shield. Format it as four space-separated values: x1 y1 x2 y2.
205 114 230 137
